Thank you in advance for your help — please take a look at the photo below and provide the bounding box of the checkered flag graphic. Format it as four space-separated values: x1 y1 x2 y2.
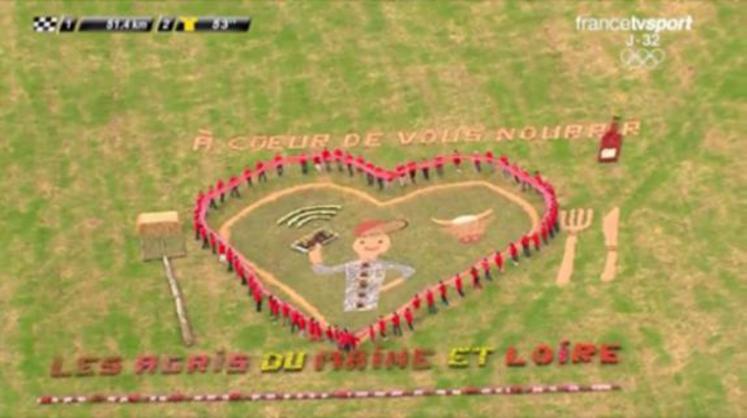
33 16 58 32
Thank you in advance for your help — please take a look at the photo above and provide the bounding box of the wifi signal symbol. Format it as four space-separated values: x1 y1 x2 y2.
276 205 342 229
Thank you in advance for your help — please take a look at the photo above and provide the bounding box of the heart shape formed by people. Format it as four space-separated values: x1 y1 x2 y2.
193 152 559 347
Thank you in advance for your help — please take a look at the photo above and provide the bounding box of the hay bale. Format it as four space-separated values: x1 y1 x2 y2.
137 211 181 237
136 211 185 260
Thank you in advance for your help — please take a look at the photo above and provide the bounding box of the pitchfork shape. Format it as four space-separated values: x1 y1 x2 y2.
555 208 593 286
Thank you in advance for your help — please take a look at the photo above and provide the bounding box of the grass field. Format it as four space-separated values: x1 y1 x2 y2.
215 167 542 330
1 1 745 417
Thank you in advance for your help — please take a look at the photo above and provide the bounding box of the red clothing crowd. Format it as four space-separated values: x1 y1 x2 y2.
192 150 559 348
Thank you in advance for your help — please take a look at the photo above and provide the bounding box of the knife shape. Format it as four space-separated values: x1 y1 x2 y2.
601 207 620 282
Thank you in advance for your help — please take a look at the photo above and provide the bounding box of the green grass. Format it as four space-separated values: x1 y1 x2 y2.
1 1 745 418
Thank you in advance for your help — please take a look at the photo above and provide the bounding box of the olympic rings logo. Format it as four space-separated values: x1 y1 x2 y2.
619 48 666 69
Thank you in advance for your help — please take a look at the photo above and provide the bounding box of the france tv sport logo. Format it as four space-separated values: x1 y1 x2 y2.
33 16 58 32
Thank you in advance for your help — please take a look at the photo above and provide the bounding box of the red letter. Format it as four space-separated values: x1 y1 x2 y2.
572 343 597 363
313 351 328 372
187 355 210 374
531 344 553 366
412 349 434 370
50 357 71 378
161 356 183 374
345 350 368 371
599 344 621 364
135 355 158 374
227 354 249 374
371 348 384 369
385 350 409 369
505 347 526 367
76 357 98 377
100 357 122 376
330 351 345 370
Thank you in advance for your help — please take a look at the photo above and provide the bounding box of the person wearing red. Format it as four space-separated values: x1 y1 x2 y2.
282 301 291 325
318 322 326 342
336 330 347 351
421 159 431 181
404 307 414 331
345 152 355 177
541 224 549 245
218 241 226 260
312 321 321 341
207 184 218 209
375 167 385 190
451 149 462 172
355 155 365 174
391 311 402 336
521 235 531 257
470 265 482 289
545 218 555 240
396 164 407 187
274 153 284 177
200 225 208 249
209 232 217 254
248 277 256 299
243 166 253 188
236 263 246 285
378 315 387 339
269 296 279 320
267 294 275 316
532 232 541 252
194 217 202 241
194 192 205 237
196 189 206 207
313 153 323 172
511 164 522 186
321 148 332 171
229 175 240 198
325 324 335 341
226 247 234 272
426 288 436 314
252 288 263 312
289 310 299 333
499 155 510 179
333 148 344 172
308 319 318 341
365 162 375 187
256 161 267 182
407 161 417 184
485 150 495 173
216 179 225 203
315 321 324 341
438 279 449 306
481 257 492 281
516 167 529 191
435 155 445 177
297 314 307 337
454 273 465 297
299 153 309 175
411 293 422 310
533 170 544 190
472 151 482 172
344 329 355 351
552 206 560 234
509 242 519 265
368 324 376 342
337 329 349 350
